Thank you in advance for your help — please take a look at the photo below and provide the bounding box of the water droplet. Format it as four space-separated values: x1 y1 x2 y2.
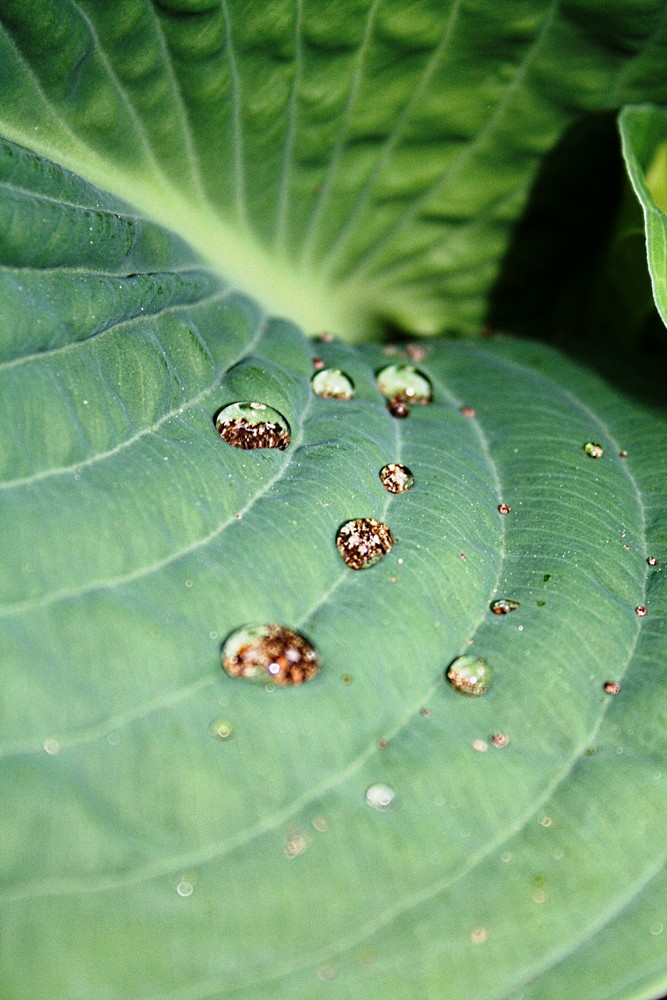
650 922 664 936
312 816 329 833
406 343 429 362
472 739 488 752
214 402 290 450
317 331 335 343
603 681 621 695
490 598 520 615
497 503 511 515
365 783 396 811
619 449 628 458
43 738 61 756
284 829 311 858
311 368 355 400
311 357 325 370
341 674 353 685
500 851 513 863
376 363 432 406
543 574 552 582
470 926 488 944
536 599 546 607
532 889 547 904
379 463 414 494
538 816 552 828
316 965 338 981
176 880 194 897
635 605 648 617
336 518 394 570
647 556 658 567
208 719 233 740
387 398 410 418
460 405 475 418
420 707 430 717
377 739 389 749
221 624 319 685
446 655 490 696
583 441 603 459
491 732 509 748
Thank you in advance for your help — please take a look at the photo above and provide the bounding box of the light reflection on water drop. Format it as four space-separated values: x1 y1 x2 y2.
311 368 355 400
214 401 290 450
365 783 396 812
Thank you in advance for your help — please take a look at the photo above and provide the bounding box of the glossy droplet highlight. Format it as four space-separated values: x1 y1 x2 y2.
497 503 511 515
583 441 603 459
379 463 414 494
311 368 355 400
214 402 290 450
336 518 394 570
365 783 396 812
446 655 490 696
490 599 520 615
376 364 432 405
221 624 319 685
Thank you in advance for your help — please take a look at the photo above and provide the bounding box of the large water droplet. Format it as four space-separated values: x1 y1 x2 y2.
365 783 396 811
336 518 394 570
214 402 290 450
311 368 355 400
379 463 414 494
490 599 520 615
376 364 433 406
446 655 490 696
221 624 319 685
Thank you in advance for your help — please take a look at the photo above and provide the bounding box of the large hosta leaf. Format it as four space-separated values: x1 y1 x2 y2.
1 142 666 1000
1 1 667 336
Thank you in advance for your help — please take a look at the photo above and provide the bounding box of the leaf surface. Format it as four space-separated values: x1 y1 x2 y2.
1 142 666 1000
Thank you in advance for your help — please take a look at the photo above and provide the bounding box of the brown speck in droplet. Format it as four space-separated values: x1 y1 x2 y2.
341 674 353 685
635 605 648 617
604 681 621 695
387 399 410 419
235 513 242 520
284 829 311 858
583 441 603 459
459 552 467 561
311 357 325 370
647 556 658 567
491 732 509 748
377 739 389 749
490 599 520 615
336 518 394 570
420 707 430 717
221 624 319 686
497 503 511 515
460 405 475 418
623 544 630 551
470 926 488 945
619 450 628 458
317 331 334 343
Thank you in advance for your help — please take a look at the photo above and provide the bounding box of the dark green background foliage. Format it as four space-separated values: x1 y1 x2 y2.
0 3 666 999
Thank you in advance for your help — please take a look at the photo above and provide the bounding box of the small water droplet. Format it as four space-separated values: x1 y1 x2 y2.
317 331 335 343
472 739 488 753
387 398 410 418
490 598 520 615
312 816 329 833
647 556 658 567
650 922 664 936
311 368 355 400
532 889 547 904
379 463 414 494
583 441 603 459
406 343 429 362
336 518 394 570
497 503 511 515
500 851 513 863
377 739 389 749
536 599 546 607
543 574 552 582
208 719 233 740
341 674 353 685
316 965 338 981
420 707 430 717
176 880 194 897
446 655 490 696
284 829 311 858
311 357 325 370
635 605 648 617
603 681 621 695
214 402 290 450
221 624 319 685
491 732 509 748
365 783 396 811
460 405 475 418
619 450 628 458
43 738 61 756
470 926 488 944
376 364 433 406
538 816 552 828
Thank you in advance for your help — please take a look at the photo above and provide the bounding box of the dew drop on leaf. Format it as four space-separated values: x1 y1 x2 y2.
365 783 396 811
336 518 394 570
311 357 325 370
387 398 410 418
446 655 490 696
583 441 603 459
604 681 621 695
490 598 520 615
647 556 658 567
214 402 290 450
491 732 509 748
221 624 319 685
497 503 511 515
311 368 355 400
176 880 194 897
379 463 414 494
635 605 648 617
376 363 433 405
460 405 476 418
208 719 233 740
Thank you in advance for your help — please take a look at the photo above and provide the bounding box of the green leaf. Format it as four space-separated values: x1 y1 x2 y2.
1 142 666 998
620 103 667 330
1 1 667 336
